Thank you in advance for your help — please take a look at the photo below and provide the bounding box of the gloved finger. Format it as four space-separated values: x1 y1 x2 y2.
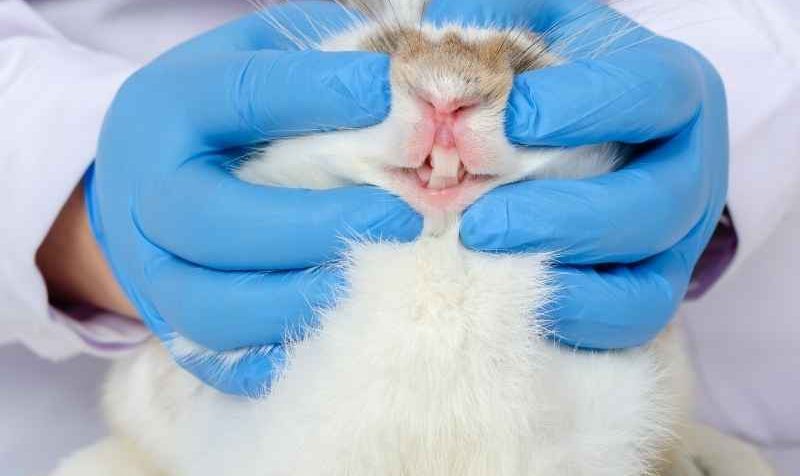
506 40 703 146
545 246 692 349
174 1 362 53
424 0 547 28
223 49 389 144
168 339 287 398
460 128 706 264
425 0 649 49
137 156 422 271
136 48 390 149
142 255 342 352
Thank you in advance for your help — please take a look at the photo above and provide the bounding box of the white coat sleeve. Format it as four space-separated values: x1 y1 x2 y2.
0 0 146 360
620 0 800 280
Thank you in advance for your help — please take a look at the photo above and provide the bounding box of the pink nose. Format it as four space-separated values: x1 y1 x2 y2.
434 121 456 149
426 99 478 149
420 98 478 149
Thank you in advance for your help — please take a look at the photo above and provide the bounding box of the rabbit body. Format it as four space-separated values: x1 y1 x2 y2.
50 1 768 475
65 229 689 476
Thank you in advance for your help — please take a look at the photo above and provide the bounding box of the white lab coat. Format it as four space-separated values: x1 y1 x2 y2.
0 0 798 474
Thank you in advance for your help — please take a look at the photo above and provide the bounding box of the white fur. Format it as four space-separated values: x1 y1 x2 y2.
50 3 774 476
57 233 689 476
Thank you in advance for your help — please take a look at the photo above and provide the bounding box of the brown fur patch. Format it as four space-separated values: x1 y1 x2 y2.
360 26 554 105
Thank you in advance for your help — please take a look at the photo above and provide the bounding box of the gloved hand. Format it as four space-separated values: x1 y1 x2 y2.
87 2 421 397
427 0 728 348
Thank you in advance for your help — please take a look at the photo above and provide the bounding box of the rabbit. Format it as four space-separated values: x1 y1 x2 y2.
49 1 776 475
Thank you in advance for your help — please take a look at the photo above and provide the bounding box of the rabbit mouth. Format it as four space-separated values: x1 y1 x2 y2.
386 161 497 214
406 144 495 190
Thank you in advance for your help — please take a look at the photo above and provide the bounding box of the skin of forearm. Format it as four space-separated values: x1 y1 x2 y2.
36 179 139 319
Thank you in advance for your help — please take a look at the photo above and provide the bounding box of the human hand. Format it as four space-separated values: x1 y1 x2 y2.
427 0 728 348
87 2 421 396
37 180 138 319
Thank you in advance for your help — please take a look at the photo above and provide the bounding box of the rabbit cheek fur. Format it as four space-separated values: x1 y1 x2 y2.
53 4 697 476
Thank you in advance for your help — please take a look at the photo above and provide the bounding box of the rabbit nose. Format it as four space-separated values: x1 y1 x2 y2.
412 96 480 190
434 121 456 149
419 95 480 124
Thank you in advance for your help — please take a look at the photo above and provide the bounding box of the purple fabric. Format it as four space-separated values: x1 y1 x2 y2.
686 208 738 300
54 304 149 356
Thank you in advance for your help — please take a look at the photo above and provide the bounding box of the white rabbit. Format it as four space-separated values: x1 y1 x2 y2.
50 1 775 475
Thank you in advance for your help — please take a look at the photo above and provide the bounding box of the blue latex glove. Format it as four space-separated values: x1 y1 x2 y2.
427 0 728 348
87 2 421 397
